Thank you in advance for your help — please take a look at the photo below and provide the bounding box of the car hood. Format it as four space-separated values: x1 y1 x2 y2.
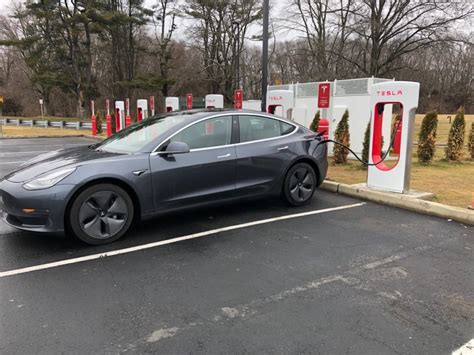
4 146 121 183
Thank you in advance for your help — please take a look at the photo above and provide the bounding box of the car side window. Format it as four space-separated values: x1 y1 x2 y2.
170 116 232 150
239 115 295 143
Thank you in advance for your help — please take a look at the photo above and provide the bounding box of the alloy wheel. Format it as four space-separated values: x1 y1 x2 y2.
78 191 128 239
289 167 315 202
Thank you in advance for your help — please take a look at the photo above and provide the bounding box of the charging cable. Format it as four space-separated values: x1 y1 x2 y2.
315 117 403 167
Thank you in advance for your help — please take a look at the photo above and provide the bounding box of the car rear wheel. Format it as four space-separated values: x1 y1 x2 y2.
69 183 134 245
282 163 317 206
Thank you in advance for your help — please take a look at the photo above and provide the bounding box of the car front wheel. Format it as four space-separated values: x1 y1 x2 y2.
282 162 317 206
69 183 134 245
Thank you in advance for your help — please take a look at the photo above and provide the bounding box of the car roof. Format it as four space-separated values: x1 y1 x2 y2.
140 108 302 153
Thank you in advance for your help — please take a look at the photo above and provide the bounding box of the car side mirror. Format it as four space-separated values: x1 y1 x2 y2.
155 141 190 156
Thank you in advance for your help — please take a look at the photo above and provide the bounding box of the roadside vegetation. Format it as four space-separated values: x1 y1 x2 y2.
0 126 104 138
417 111 438 164
328 113 474 208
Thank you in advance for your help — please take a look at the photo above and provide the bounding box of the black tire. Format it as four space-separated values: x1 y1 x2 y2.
69 183 134 245
282 162 317 206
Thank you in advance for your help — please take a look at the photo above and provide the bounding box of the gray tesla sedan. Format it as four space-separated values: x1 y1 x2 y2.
0 109 328 245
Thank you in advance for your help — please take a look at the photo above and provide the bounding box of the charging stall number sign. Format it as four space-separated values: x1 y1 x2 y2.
318 83 330 108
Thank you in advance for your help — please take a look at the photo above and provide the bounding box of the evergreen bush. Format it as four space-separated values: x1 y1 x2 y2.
333 110 350 164
310 110 321 132
417 111 438 164
468 122 474 159
95 111 103 134
361 121 370 165
445 107 465 161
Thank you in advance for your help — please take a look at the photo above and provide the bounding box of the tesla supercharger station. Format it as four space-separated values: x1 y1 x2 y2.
205 94 224 109
267 90 294 119
114 101 125 132
367 81 420 193
165 97 179 112
137 99 148 122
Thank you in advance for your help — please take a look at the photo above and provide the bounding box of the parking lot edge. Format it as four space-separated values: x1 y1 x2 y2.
321 180 474 225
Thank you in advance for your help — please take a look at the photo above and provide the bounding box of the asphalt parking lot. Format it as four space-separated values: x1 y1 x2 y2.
0 137 473 354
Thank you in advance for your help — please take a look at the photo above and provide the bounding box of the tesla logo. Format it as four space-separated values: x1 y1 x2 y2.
269 96 283 101
378 90 403 96
320 84 329 94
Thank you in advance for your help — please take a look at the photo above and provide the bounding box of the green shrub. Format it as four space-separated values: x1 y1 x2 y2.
417 111 438 164
468 122 474 159
310 110 321 132
445 107 465 161
110 112 116 133
361 121 370 165
95 111 103 134
333 110 350 164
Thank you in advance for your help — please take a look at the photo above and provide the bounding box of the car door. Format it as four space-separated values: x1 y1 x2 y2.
235 114 298 196
149 115 237 211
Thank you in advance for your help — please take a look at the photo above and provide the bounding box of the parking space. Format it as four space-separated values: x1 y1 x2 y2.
0 138 473 354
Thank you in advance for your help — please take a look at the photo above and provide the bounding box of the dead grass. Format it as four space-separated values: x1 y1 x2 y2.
328 149 474 208
0 126 105 138
414 114 474 145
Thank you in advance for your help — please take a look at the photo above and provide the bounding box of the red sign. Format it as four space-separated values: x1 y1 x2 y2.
186 93 193 110
234 89 243 109
149 96 154 109
318 83 331 108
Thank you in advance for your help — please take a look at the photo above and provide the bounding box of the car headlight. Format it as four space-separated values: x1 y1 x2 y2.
23 167 76 190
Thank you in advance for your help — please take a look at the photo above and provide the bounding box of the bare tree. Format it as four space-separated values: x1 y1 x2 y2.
185 0 262 102
344 0 474 76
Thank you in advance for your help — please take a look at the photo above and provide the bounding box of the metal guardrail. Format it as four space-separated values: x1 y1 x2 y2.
0 118 106 130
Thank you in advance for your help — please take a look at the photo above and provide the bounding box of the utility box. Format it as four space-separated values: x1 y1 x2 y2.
165 97 179 112
367 81 420 193
114 101 125 131
205 94 224 109
137 99 148 121
266 90 294 119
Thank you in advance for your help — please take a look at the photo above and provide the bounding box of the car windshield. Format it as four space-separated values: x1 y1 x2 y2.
94 113 193 154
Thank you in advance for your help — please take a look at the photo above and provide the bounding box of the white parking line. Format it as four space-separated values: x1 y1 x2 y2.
0 202 365 278
453 339 474 355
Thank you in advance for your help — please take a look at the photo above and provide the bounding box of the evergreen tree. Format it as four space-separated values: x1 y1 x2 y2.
333 110 350 164
468 122 474 160
310 110 320 132
361 121 370 165
445 107 466 161
417 111 438 164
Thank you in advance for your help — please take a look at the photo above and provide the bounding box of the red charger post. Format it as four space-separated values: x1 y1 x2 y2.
105 99 112 137
393 117 402 154
318 118 329 140
234 89 243 109
125 98 131 127
91 100 97 136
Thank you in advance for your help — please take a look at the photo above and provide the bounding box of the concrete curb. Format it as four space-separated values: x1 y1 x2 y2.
321 181 474 226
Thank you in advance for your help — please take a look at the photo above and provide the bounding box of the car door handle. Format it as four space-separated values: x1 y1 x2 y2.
217 153 232 159
277 146 289 151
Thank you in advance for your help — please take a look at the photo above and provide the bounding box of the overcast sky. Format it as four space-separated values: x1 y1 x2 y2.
0 0 297 42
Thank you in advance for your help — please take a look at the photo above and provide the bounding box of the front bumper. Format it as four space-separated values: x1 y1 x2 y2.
0 179 74 233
